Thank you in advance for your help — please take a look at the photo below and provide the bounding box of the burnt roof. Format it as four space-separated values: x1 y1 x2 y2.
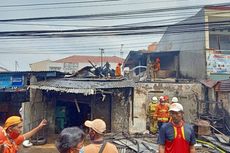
124 50 180 67
200 79 230 92
30 78 135 95
215 79 230 92
200 79 219 88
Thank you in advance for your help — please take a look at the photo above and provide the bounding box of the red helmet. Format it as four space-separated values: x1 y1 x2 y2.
159 96 164 103
164 95 169 101
156 57 160 62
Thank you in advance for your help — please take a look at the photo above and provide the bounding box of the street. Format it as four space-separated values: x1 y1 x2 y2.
18 143 212 153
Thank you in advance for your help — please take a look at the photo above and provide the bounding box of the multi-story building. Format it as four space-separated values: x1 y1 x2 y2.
156 6 230 80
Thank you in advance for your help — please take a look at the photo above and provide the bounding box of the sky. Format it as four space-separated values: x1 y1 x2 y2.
0 0 230 71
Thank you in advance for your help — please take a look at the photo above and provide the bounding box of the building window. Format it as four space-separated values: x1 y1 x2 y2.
49 67 61 71
63 63 78 71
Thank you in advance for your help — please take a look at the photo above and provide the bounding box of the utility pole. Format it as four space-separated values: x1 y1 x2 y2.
15 61 19 71
99 48 104 68
120 44 124 58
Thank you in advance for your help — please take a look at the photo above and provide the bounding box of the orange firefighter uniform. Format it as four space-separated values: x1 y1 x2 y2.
154 97 169 130
151 57 160 81
115 63 122 77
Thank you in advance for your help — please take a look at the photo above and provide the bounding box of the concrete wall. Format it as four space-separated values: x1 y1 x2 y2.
129 82 203 133
179 51 206 79
30 60 52 71
111 88 131 133
24 88 47 135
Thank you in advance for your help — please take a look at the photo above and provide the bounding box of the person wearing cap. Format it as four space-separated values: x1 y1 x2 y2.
147 96 158 134
154 96 169 130
0 116 47 153
158 103 196 153
83 119 118 153
56 127 85 153
169 97 179 122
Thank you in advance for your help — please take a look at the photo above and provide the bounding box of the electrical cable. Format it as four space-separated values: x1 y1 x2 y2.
1 2 230 22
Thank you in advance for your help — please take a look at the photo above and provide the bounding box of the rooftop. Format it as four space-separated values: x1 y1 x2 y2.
30 78 135 95
55 55 124 64
205 6 230 10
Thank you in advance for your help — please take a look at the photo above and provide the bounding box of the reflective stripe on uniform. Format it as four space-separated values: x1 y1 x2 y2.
173 126 177 138
173 126 185 140
158 118 168 121
181 126 185 139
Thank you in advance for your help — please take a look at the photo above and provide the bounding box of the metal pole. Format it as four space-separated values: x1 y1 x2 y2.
99 48 104 68
120 44 124 58
15 61 18 71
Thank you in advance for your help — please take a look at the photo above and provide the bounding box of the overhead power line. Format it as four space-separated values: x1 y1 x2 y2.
0 0 120 8
0 19 229 37
1 2 230 22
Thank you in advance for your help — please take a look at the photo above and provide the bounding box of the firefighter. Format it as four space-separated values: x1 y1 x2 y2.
115 63 122 77
151 57 160 81
171 97 178 104
164 95 170 106
154 96 169 130
147 96 158 134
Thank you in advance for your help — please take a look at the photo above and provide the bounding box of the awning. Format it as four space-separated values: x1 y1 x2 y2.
29 78 135 95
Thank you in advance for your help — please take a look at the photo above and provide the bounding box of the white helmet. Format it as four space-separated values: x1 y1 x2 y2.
172 97 178 103
152 96 158 102
159 96 165 103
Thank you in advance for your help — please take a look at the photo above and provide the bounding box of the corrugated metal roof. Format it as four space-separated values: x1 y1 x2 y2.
55 55 124 64
30 78 135 95
205 6 230 10
200 79 219 88
215 79 230 92
0 71 65 75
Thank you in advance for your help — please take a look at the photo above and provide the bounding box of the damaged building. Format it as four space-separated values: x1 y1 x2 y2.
156 6 230 80
200 79 230 133
17 5 230 152
24 77 134 142
0 71 64 124
124 50 180 81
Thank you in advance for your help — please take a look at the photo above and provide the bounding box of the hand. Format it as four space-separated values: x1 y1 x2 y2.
38 119 47 128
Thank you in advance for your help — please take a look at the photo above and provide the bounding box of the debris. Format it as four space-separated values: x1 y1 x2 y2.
215 133 229 145
193 119 211 136
105 132 158 153
210 124 230 144
197 139 226 153
201 136 230 152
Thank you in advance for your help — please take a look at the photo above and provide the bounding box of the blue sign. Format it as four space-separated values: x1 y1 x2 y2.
12 76 24 87
0 75 24 88
0 76 12 88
